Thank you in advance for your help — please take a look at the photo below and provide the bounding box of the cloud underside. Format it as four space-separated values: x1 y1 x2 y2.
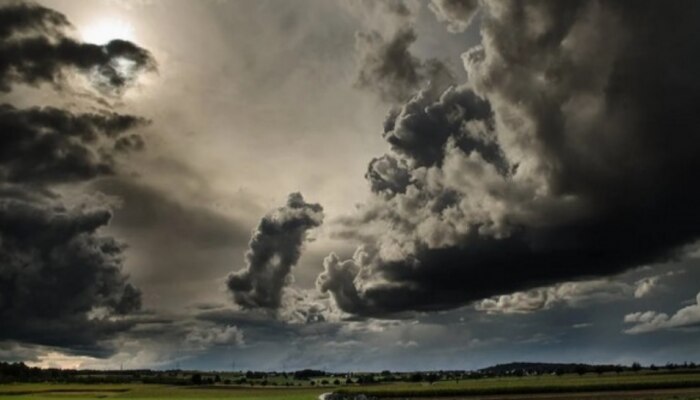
319 1 700 317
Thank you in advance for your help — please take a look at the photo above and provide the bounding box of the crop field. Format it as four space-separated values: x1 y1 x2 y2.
3 372 700 400
0 383 325 400
339 371 700 397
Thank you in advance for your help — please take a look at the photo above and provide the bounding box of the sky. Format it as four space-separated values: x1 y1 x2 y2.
2 0 700 371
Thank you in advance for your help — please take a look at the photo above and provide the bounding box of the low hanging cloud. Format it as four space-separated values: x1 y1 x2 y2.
475 269 683 315
228 193 323 310
475 279 631 315
0 1 155 354
624 292 700 334
186 324 245 348
0 1 155 92
319 1 700 317
632 270 682 299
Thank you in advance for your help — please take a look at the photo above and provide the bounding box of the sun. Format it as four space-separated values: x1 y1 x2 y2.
80 18 134 44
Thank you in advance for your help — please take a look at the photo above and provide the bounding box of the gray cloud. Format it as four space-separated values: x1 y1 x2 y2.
0 104 148 184
475 279 632 315
428 0 480 33
185 324 244 348
0 190 140 355
91 177 253 312
631 270 682 299
0 1 155 355
95 178 250 250
381 85 495 167
0 1 155 92
354 27 454 103
320 1 700 317
365 154 412 195
228 193 323 309
624 292 700 334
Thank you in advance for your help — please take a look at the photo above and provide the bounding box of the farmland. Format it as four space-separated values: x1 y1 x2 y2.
4 371 700 400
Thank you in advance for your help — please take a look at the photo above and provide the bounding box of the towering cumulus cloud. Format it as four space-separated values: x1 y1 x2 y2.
318 1 700 316
0 1 155 354
228 193 323 309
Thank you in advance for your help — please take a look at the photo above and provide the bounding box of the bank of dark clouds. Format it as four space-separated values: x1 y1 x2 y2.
320 1 700 317
0 1 155 355
0 104 148 184
0 191 141 355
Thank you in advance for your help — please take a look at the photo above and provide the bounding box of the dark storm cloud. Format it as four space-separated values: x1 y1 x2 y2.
428 0 480 33
354 27 453 103
228 193 323 309
0 2 155 354
319 0 700 317
0 0 67 39
0 189 140 354
381 85 495 167
0 1 155 93
0 104 148 183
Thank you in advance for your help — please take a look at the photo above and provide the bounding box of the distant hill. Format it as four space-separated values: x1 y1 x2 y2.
478 362 623 376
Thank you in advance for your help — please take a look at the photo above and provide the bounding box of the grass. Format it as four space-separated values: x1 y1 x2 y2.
0 383 326 399
3 372 700 399
338 372 700 397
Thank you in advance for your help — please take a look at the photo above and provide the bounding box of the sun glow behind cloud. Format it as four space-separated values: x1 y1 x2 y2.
80 18 134 44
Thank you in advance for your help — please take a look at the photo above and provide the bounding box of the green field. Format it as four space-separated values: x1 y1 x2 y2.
0 383 326 400
339 371 700 397
4 372 700 400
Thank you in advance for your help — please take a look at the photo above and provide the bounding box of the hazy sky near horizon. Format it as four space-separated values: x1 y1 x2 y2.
2 0 700 371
